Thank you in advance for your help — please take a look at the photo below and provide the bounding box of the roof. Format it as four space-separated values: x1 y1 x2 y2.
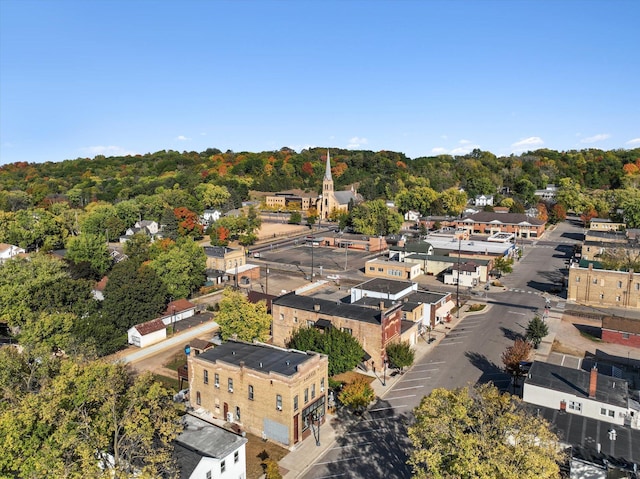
203 246 237 258
334 190 359 205
247 291 276 311
405 253 491 266
392 242 432 254
407 290 449 304
525 361 629 408
174 414 247 478
352 278 415 295
273 293 390 325
453 262 479 272
424 238 513 255
459 211 545 226
196 340 318 377
133 318 166 336
94 276 108 291
189 338 213 351
602 317 640 335
162 299 196 316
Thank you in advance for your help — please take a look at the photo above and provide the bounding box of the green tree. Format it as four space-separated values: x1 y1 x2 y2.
526 315 549 349
351 199 403 236
0 358 182 478
287 327 365 376
493 256 514 276
196 183 231 209
436 188 468 216
148 237 206 298
338 378 375 413
65 233 112 275
161 207 179 240
123 232 152 264
408 384 564 479
289 211 302 224
80 202 125 237
216 288 271 342
385 341 415 372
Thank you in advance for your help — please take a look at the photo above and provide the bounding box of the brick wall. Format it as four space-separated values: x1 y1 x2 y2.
601 330 640 348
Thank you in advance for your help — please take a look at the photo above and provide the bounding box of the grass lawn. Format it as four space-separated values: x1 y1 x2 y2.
164 352 187 372
152 374 181 393
245 432 288 479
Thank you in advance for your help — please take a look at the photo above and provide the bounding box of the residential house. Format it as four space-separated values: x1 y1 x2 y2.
173 414 247 479
201 209 222 226
533 184 558 200
0 243 25 263
601 317 640 348
127 318 167 348
272 291 403 370
119 220 160 243
401 290 454 329
456 212 546 238
388 241 433 262
523 361 639 429
159 299 197 327
567 263 640 309
188 340 329 447
474 194 494 207
92 276 108 301
443 261 482 288
204 246 260 283
404 210 421 222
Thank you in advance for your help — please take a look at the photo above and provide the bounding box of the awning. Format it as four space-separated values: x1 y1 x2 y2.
436 300 455 318
315 319 332 329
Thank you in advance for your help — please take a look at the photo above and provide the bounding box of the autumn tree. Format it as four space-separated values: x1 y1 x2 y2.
501 338 532 389
338 378 375 413
216 288 271 342
385 341 415 372
536 203 549 222
174 206 204 238
548 203 567 224
408 383 564 479
526 315 549 349
351 199 403 236
580 208 598 228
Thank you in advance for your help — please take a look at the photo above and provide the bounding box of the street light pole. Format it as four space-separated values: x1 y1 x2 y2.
456 237 461 318
310 235 314 282
382 358 387 386
265 263 269 295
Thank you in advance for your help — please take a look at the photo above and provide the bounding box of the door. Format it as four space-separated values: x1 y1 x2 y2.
293 414 299 444
223 402 228 418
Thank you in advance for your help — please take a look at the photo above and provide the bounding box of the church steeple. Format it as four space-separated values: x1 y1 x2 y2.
324 149 332 181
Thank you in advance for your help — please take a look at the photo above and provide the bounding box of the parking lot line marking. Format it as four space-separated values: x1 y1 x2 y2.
330 441 375 451
317 457 360 465
399 377 431 382
369 405 408 412
438 341 463 345
392 385 424 391
384 394 417 400
406 367 439 373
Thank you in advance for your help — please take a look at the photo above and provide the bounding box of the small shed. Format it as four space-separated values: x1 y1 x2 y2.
128 318 167 348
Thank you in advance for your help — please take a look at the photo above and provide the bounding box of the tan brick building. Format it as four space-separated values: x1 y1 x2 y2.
271 292 403 370
567 263 640 309
456 212 546 238
188 341 328 448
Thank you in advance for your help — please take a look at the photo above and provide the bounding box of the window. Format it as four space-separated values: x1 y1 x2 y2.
600 293 605 299
196 391 201 405
294 316 298 323
307 320 314 327
221 460 226 473
248 385 254 400
369 266 375 271
228 378 234 392
622 333 630 339
234 451 239 463
600 408 607 416
311 383 316 399
203 370 208 384
576 276 581 283
618 281 623 288
616 296 621 302
341 327 352 335
206 471 212 479
592 278 598 284
304 388 309 403
378 267 384 272
320 377 325 393
236 406 240 420
608 410 615 418
635 283 640 291
568 401 582 412
294 395 299 411
279 313 284 321
276 394 282 411
214 373 220 388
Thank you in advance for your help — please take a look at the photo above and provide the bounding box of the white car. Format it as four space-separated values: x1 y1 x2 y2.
326 274 340 280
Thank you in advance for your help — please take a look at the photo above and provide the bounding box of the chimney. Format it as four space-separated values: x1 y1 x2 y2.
314 304 320 312
589 365 598 398
379 301 385 311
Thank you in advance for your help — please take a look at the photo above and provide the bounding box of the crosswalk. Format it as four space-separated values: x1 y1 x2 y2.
507 288 545 295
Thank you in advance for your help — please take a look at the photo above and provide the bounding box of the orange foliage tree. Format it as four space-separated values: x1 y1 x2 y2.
174 207 204 238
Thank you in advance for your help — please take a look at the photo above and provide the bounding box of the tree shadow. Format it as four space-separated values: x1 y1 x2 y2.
321 398 414 479
465 351 511 392
571 323 602 341
560 232 584 241
500 326 525 341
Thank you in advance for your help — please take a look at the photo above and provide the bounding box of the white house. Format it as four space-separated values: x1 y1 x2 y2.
135 220 159 235
159 299 197 326
404 210 421 222
443 261 482 287
523 361 639 429
201 209 222 226
350 278 418 303
0 243 25 263
174 414 247 479
127 318 167 348
119 220 160 243
474 195 494 207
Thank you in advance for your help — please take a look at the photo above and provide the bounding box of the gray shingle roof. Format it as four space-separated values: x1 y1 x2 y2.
273 293 385 324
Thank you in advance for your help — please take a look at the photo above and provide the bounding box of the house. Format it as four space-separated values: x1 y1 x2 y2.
188 340 329 448
0 243 25 263
534 184 558 200
159 299 197 326
174 414 247 479
443 261 482 287
404 210 421 222
201 209 222 226
118 220 160 243
203 246 254 284
401 290 454 329
601 317 640 348
92 276 108 301
350 278 417 303
567 263 640 309
474 194 494 207
388 241 433 262
456 212 546 238
522 361 639 429
127 318 167 348
272 291 403 370
364 258 422 280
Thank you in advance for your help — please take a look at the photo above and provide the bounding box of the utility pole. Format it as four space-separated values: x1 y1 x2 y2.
265 263 269 295
310 235 314 282
456 236 461 318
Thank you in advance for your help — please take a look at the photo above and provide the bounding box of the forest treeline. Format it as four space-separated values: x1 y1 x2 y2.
2 146 639 210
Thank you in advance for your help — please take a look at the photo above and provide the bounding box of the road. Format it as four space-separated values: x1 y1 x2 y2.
301 219 585 478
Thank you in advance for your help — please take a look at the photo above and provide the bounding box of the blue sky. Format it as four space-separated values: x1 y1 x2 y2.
1 0 639 165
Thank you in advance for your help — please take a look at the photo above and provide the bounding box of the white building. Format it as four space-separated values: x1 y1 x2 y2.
523 361 639 429
127 318 167 348
0 243 25 263
201 209 222 226
474 194 494 207
404 210 421 222
158 299 197 326
444 262 482 287
174 414 247 479
350 278 418 303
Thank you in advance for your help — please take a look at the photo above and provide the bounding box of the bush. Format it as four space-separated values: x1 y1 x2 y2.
338 378 375 413
263 458 282 479
385 341 415 372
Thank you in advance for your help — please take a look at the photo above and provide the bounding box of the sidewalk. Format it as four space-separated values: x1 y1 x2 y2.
279 303 482 478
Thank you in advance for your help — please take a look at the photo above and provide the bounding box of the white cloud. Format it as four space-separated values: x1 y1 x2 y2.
289 144 317 152
450 144 480 155
176 135 191 141
580 133 610 144
625 138 640 146
459 139 472 145
511 136 544 149
80 145 137 157
346 136 368 148
431 147 447 154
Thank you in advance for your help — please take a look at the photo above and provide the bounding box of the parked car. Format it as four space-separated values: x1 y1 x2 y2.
326 274 340 280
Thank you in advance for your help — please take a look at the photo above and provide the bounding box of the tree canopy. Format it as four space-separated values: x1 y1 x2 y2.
216 288 271 342
408 383 564 479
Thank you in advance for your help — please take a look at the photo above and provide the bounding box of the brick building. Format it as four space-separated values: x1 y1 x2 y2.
567 263 640 309
601 317 640 348
456 212 546 238
188 341 328 448
271 292 403 370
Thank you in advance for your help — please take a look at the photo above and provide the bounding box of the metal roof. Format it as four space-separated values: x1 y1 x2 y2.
273 293 387 324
